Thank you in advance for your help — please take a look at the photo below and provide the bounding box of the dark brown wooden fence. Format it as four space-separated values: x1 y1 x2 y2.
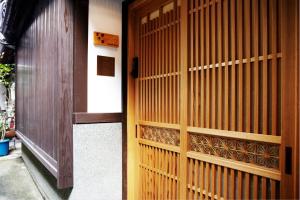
16 0 74 188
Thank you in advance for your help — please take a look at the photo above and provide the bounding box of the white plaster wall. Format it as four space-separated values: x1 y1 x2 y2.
70 123 122 200
88 0 122 113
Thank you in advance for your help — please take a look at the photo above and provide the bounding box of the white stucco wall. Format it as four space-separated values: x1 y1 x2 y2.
87 0 122 113
70 123 122 200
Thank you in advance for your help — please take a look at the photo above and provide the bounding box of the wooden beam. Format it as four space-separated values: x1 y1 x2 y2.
73 0 88 112
73 112 123 124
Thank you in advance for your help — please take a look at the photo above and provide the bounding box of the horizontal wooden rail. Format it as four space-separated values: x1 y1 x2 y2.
139 71 180 80
140 20 180 38
16 130 58 178
139 121 180 130
139 139 180 153
139 163 179 181
188 53 282 71
187 151 281 181
187 127 281 144
187 184 223 200
73 112 123 124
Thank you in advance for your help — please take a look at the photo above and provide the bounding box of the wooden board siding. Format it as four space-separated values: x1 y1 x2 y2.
16 0 74 188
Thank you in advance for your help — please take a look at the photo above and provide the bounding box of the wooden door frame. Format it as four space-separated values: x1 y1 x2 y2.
280 1 299 198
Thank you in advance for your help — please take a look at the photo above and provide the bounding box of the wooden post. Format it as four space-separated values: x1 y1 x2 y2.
179 0 188 198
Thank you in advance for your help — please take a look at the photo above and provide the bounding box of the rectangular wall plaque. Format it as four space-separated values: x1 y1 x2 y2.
94 32 119 47
97 55 115 77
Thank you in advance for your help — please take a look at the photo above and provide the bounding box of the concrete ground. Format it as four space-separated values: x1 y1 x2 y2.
0 141 43 200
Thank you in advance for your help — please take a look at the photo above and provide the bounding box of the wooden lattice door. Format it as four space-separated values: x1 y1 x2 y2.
127 0 299 199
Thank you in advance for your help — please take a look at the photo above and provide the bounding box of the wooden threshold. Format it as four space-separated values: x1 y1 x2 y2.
73 112 123 124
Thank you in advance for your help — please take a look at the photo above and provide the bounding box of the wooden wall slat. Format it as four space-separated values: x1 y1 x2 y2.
262 0 268 135
253 0 259 134
237 0 243 133
230 0 236 131
205 0 210 129
17 0 74 188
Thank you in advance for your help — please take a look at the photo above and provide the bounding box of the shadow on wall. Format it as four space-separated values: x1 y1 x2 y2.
22 145 73 199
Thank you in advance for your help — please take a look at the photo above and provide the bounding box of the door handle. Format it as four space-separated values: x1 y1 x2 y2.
285 146 292 175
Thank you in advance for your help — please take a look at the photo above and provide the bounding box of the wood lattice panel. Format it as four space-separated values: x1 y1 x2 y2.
187 0 281 136
139 143 180 199
139 1 181 124
187 158 280 199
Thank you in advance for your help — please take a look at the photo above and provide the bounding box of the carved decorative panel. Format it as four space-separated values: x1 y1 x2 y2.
189 133 280 169
140 126 180 146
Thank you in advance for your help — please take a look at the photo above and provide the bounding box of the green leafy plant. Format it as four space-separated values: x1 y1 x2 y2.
0 64 15 102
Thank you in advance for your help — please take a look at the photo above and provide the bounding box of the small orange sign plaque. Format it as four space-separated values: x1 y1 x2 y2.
93 32 119 48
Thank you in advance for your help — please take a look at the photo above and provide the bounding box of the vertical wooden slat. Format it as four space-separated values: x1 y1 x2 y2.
172 6 176 124
205 0 210 129
167 11 171 124
139 22 142 121
177 4 181 124
148 19 154 121
211 0 216 129
262 177 267 199
245 173 250 199
190 0 194 127
189 159 194 199
199 161 204 200
253 175 258 199
162 13 165 123
205 162 210 199
166 151 170 199
194 160 199 200
217 0 223 130
154 17 160 122
230 169 235 199
179 0 189 198
143 22 146 121
253 0 259 134
216 165 221 199
195 0 200 127
224 0 229 131
224 167 228 199
146 17 149 122
158 148 161 199
159 9 162 123
245 0 251 133
164 150 167 200
261 0 268 135
271 179 277 199
237 171 242 199
211 164 216 200
270 0 277 136
230 0 236 131
237 0 243 132
172 152 176 199
200 0 205 128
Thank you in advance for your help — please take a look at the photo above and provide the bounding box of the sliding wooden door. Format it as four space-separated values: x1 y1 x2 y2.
127 0 299 199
